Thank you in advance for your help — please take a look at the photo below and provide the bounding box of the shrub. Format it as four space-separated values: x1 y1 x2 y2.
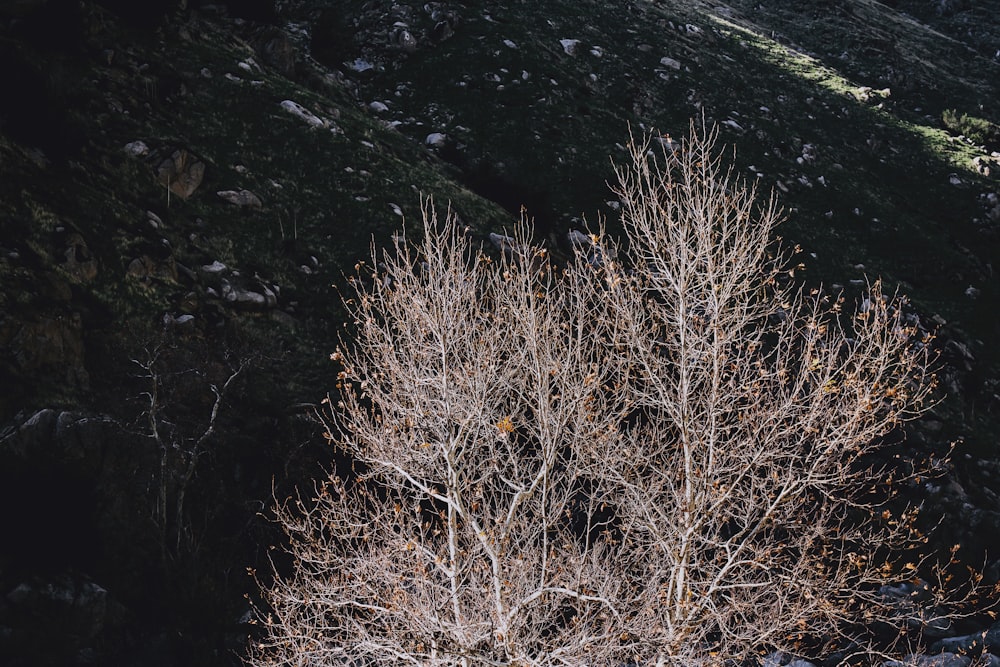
942 109 1000 150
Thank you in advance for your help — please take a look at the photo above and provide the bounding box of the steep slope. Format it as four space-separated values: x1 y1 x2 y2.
0 4 508 665
1 1 999 665
326 0 1000 445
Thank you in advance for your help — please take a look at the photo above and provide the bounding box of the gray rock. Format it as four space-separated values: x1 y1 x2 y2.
982 653 1000 667
200 260 228 274
432 20 455 41
123 140 149 157
659 56 682 70
560 38 581 56
5 574 120 646
220 280 276 310
567 229 593 249
216 189 263 209
425 132 447 148
346 57 374 74
1 408 112 462
489 231 523 259
280 99 327 129
885 655 970 667
395 29 417 53
929 621 1000 655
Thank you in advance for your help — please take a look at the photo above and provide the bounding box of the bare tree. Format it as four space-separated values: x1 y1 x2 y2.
131 339 247 562
251 124 952 666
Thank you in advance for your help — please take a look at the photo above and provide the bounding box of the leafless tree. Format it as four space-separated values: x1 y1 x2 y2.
250 124 959 666
131 340 247 561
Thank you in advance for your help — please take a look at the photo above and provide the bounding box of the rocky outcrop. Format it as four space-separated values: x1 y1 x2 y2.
1 572 125 665
0 408 111 461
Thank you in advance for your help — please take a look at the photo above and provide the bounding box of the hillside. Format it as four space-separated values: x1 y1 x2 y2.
1 0 998 664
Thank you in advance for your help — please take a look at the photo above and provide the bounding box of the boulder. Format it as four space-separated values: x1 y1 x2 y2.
931 621 1000 656
216 189 263 209
885 655 970 667
659 56 682 70
1 572 125 663
279 99 327 129
393 28 417 53
220 280 277 310
560 38 581 56
126 254 177 283
0 408 111 461
425 132 447 148
155 149 205 200
123 140 149 157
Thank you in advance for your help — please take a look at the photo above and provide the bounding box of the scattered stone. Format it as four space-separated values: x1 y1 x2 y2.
126 254 177 283
280 99 327 129
659 56 682 70
216 189 263 209
221 280 277 310
503 39 517 49
200 260 228 274
394 29 417 53
658 135 681 152
123 140 149 157
432 20 455 41
346 58 374 74
425 132 447 148
490 231 525 260
560 38 581 56
369 101 389 113
761 651 815 667
5 574 115 643
856 86 891 104
884 655 970 667
163 312 196 328
965 285 981 299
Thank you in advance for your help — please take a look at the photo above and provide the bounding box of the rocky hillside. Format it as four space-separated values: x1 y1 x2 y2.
1 0 998 665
